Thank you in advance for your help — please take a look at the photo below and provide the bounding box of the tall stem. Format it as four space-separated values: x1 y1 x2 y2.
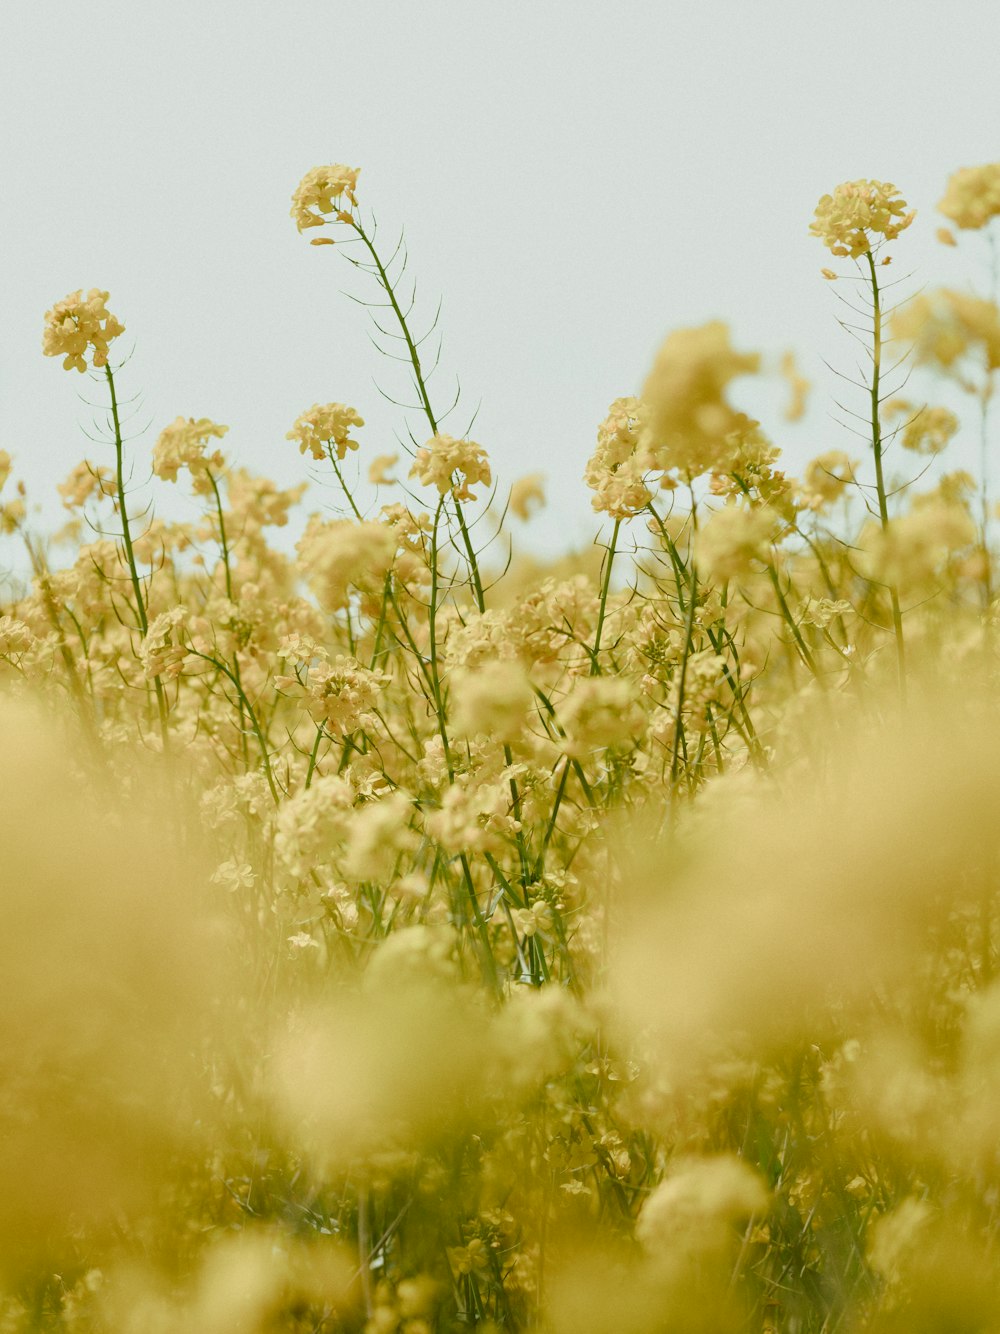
591 519 621 674
864 251 906 691
105 364 170 741
350 215 486 612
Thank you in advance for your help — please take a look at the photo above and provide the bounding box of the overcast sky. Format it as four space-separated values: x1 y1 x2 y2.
3 0 999 570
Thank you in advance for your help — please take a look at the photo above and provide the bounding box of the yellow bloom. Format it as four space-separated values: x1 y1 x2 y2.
290 164 360 232
368 453 399 485
42 288 125 373
639 323 759 483
510 471 546 520
152 417 228 492
449 660 533 742
799 450 857 511
891 290 1000 376
409 434 491 503
287 402 364 462
695 502 780 582
884 400 959 455
584 397 652 518
57 461 114 509
810 180 915 259
938 162 1000 231
780 350 810 423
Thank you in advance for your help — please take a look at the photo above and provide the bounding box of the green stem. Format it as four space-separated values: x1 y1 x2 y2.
105 364 169 742
864 250 906 690
207 469 250 768
191 650 279 803
591 519 621 673
350 215 486 611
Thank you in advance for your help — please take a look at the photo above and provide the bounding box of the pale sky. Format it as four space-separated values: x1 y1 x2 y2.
3 0 1000 572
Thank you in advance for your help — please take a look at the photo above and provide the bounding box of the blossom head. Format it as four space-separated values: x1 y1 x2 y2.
152 417 228 494
291 165 360 233
287 403 364 462
884 400 960 455
584 397 653 518
639 323 760 482
509 472 546 521
810 180 915 259
42 289 125 373
409 434 491 503
938 163 1000 231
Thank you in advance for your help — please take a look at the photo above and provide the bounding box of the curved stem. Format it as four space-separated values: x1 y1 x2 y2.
349 215 486 611
191 650 279 804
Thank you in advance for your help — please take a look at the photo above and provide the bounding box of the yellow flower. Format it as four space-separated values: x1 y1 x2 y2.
510 471 546 520
42 288 125 373
884 400 959 455
810 180 915 258
780 351 810 422
584 397 652 518
368 453 399 485
938 162 1000 231
409 434 491 503
290 164 360 232
639 323 760 483
152 417 228 492
695 502 780 582
287 402 364 462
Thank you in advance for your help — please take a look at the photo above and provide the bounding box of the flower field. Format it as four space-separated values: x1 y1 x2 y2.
3 166 1000 1331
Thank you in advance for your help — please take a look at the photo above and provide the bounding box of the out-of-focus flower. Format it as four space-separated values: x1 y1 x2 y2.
639 323 760 483
695 503 780 582
636 1155 768 1254
798 451 857 511
368 453 399 485
780 350 810 423
510 471 546 520
891 290 1000 377
152 417 228 494
938 163 1000 231
449 660 534 742
559 676 646 757
57 460 114 509
883 400 959 455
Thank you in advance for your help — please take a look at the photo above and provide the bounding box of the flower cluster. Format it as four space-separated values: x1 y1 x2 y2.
695 502 780 582
884 400 960 455
639 322 760 482
892 290 1000 378
286 402 365 462
290 164 360 232
152 417 228 493
42 289 125 372
276 654 387 737
810 180 915 259
938 163 1000 231
12 155 1000 1334
409 433 492 502
584 397 653 518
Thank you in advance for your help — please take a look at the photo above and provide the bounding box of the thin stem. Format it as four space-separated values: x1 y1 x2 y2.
105 364 170 742
864 251 906 691
591 519 622 673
